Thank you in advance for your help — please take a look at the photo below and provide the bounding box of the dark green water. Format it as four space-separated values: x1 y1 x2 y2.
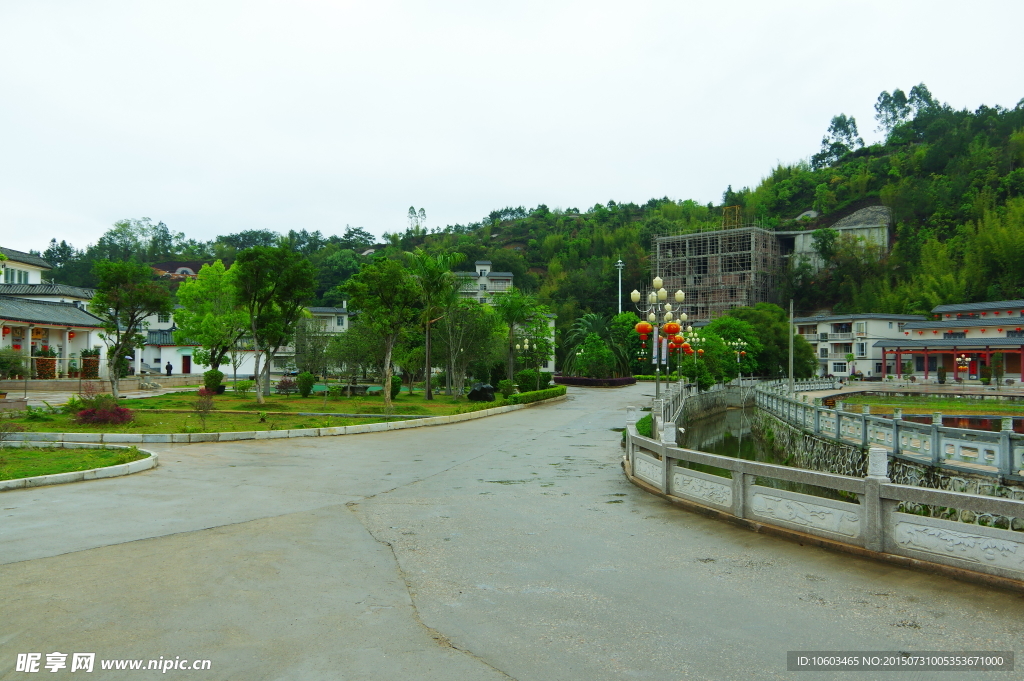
678 406 852 502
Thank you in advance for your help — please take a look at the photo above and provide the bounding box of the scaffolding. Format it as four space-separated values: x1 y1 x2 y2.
652 225 783 323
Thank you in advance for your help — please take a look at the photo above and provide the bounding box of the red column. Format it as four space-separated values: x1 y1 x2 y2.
896 351 902 377
924 350 930 380
881 350 887 379
1020 345 1024 381
953 347 958 382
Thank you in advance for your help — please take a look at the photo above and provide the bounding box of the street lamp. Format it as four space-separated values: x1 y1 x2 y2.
615 259 625 314
631 283 686 398
728 339 748 387
514 338 531 392
684 328 705 391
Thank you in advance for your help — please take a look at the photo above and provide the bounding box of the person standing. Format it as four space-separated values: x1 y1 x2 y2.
165 361 173 377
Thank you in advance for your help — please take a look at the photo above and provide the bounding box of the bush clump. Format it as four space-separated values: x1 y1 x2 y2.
233 379 254 397
507 385 566 405
74 393 135 425
203 369 224 393
276 377 297 395
390 375 403 400
496 379 515 398
296 371 316 398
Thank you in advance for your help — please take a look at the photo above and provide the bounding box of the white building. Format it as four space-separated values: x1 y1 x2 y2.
0 248 106 379
794 313 925 378
455 261 513 305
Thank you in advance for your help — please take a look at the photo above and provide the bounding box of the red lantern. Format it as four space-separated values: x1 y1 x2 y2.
663 322 681 335
673 334 684 344
904 331 909 335
697 348 704 355
981 328 987 333
918 331 923 335
639 334 648 341
933 330 938 334
13 344 20 350
681 342 691 351
982 312 987 316
995 311 1001 315
946 314 951 318
999 329 1003 332
740 350 746 356
635 321 653 335
68 331 75 339
1 326 8 335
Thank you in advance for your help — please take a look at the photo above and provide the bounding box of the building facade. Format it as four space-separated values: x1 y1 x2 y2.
794 313 925 378
455 261 513 305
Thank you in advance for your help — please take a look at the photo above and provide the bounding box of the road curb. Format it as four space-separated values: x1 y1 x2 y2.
0 443 158 492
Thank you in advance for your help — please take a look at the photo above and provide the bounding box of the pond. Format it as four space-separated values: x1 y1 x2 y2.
677 406 854 503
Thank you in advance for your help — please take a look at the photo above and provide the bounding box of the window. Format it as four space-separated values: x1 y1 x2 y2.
1008 330 1024 339
480 297 487 304
4 268 28 284
832 362 847 373
875 363 883 373
854 322 866 335
943 331 966 339
888 322 893 329
158 313 171 323
479 270 485 277
898 322 906 331
336 316 345 327
480 283 487 291
855 342 866 357
819 348 828 358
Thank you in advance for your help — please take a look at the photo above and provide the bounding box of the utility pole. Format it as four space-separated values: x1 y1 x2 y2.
615 259 625 314
788 298 795 393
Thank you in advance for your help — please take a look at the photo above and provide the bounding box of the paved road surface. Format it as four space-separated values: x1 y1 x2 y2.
2 385 1022 680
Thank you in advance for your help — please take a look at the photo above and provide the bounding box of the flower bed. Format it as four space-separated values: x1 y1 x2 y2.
553 376 636 387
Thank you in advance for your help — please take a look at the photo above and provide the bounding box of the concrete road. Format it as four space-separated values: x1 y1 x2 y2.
1 385 1022 680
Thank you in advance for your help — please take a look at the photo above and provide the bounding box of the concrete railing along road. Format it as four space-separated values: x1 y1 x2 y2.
1 384 1021 680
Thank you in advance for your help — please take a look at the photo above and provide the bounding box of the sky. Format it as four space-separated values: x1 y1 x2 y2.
1 0 1022 253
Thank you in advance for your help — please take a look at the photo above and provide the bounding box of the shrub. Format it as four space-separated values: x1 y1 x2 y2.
937 366 946 384
506 385 566 405
635 413 653 438
514 369 552 392
496 379 515 398
276 377 297 395
390 375 403 400
296 371 316 398
76 405 135 425
233 379 255 397
194 388 215 429
0 348 26 379
203 369 225 393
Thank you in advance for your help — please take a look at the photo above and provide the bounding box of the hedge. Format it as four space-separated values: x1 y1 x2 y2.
553 376 636 387
506 385 567 405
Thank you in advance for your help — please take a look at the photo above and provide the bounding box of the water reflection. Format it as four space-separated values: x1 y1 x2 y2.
679 406 852 503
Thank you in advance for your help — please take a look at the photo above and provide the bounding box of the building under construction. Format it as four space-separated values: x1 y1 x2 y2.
652 224 783 323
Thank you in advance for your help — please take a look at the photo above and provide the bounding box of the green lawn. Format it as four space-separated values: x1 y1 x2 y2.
7 411 388 434
0 446 147 481
128 388 489 416
842 394 1024 416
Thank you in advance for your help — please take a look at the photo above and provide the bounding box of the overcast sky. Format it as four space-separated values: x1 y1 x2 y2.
1 0 1021 253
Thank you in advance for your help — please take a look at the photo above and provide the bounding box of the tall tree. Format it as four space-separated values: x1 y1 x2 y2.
88 260 173 398
811 114 864 169
173 260 249 371
494 288 544 383
407 249 466 399
232 246 317 403
341 258 422 410
436 298 504 395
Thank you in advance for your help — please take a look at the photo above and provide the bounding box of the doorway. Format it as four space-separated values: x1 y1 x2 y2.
182 355 191 374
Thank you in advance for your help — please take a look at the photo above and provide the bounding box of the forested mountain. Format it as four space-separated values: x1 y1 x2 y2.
32 84 1024 341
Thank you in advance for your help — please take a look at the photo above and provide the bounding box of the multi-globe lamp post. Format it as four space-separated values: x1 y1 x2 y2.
683 327 705 389
630 277 685 399
514 337 531 393
728 339 748 386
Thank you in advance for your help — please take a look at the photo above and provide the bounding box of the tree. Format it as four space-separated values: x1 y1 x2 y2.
811 114 864 169
294 316 332 377
494 288 544 383
407 249 466 399
704 316 763 379
341 258 422 410
562 313 630 376
89 260 172 398
874 88 911 134
328 318 386 380
173 260 249 372
436 298 504 395
232 246 317 404
725 303 815 378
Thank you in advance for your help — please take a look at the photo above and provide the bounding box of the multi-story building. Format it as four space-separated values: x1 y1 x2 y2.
875 300 1024 382
794 313 925 378
455 261 513 305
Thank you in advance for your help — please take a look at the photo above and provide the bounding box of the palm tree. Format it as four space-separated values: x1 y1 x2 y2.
408 249 466 400
494 288 541 383
562 313 631 377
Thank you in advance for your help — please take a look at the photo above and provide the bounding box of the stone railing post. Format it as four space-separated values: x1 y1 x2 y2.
861 405 870 447
652 399 664 439
999 417 1014 476
626 405 638 424
660 422 677 494
863 446 890 552
931 412 942 466
813 398 822 434
892 408 902 456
